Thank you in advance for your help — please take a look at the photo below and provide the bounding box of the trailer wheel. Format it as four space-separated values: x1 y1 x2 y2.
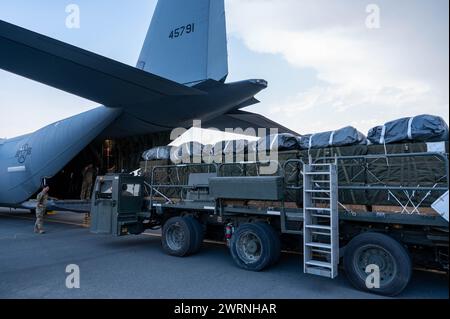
161 216 197 257
185 216 204 255
267 224 281 266
230 222 281 271
343 232 412 296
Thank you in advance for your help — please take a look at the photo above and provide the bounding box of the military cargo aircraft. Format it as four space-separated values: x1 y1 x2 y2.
0 0 294 207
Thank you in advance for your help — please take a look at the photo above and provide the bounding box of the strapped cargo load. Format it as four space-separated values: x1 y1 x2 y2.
142 146 172 161
202 144 221 164
140 115 448 215
251 133 301 152
223 139 248 155
364 142 449 207
298 126 367 150
171 141 204 164
367 114 449 145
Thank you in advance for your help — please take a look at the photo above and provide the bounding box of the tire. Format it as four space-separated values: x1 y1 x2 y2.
267 224 281 266
161 216 197 257
343 232 412 296
185 216 204 255
230 222 281 271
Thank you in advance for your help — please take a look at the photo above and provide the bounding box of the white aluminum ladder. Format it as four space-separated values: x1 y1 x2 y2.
303 163 339 279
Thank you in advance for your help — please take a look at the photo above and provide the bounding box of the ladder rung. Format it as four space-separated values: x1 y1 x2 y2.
306 260 333 269
311 249 332 254
311 214 331 218
311 231 331 236
311 197 330 201
303 163 338 279
305 242 331 249
305 172 330 175
305 225 331 230
305 207 331 211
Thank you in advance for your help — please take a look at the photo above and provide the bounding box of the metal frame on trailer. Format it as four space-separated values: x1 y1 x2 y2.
283 152 449 217
145 151 449 230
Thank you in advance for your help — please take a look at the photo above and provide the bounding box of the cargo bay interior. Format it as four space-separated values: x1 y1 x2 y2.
44 108 300 200
46 132 171 200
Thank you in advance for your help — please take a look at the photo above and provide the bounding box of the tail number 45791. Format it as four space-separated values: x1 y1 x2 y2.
169 23 195 39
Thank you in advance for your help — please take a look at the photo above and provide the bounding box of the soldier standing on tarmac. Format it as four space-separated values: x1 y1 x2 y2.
35 186 49 234
80 163 97 225
80 164 95 200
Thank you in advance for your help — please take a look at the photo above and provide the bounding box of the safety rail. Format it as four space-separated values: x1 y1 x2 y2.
283 152 449 215
147 163 218 206
144 151 448 216
217 160 284 177
313 152 449 186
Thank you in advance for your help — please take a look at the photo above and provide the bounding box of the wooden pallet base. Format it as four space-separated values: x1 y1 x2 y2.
147 197 439 216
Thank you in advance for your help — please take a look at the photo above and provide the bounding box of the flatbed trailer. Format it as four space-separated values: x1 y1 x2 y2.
89 151 449 296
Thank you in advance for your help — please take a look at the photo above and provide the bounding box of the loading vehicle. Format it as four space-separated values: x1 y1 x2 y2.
88 150 449 296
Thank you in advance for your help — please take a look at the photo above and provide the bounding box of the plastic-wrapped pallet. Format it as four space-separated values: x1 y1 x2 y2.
246 134 300 181
223 139 247 155
367 114 449 145
210 140 251 177
171 142 204 164
298 144 369 206
251 133 300 152
141 146 172 185
202 144 224 164
142 146 172 161
298 126 367 150
365 142 449 206
223 140 250 163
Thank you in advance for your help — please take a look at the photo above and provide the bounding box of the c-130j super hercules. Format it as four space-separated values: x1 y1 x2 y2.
2 1 449 297
0 0 292 207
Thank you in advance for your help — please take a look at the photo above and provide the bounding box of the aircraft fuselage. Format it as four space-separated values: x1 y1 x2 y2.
0 79 267 205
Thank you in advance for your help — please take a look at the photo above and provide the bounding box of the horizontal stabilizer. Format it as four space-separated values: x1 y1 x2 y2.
0 20 204 108
231 97 260 111
205 110 299 135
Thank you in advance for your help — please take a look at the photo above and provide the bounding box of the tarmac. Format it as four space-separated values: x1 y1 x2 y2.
0 208 448 299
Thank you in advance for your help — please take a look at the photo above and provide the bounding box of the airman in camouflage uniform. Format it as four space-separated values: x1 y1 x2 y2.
80 164 95 200
35 186 49 234
80 164 96 225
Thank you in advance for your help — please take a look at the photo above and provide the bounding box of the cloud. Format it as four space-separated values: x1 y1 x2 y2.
226 0 449 134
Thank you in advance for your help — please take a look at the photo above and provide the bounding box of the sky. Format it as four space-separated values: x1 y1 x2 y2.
0 0 448 139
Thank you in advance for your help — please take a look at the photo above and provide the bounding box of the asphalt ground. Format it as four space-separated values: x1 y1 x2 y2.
0 209 448 299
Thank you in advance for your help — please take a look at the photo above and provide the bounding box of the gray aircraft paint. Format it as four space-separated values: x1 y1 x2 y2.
0 108 120 204
0 0 286 206
138 0 228 85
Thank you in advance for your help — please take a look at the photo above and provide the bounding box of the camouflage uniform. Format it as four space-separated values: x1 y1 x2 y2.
35 191 48 233
80 165 95 200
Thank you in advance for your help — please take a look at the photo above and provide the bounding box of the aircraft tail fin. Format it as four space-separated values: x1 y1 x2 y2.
137 0 228 85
